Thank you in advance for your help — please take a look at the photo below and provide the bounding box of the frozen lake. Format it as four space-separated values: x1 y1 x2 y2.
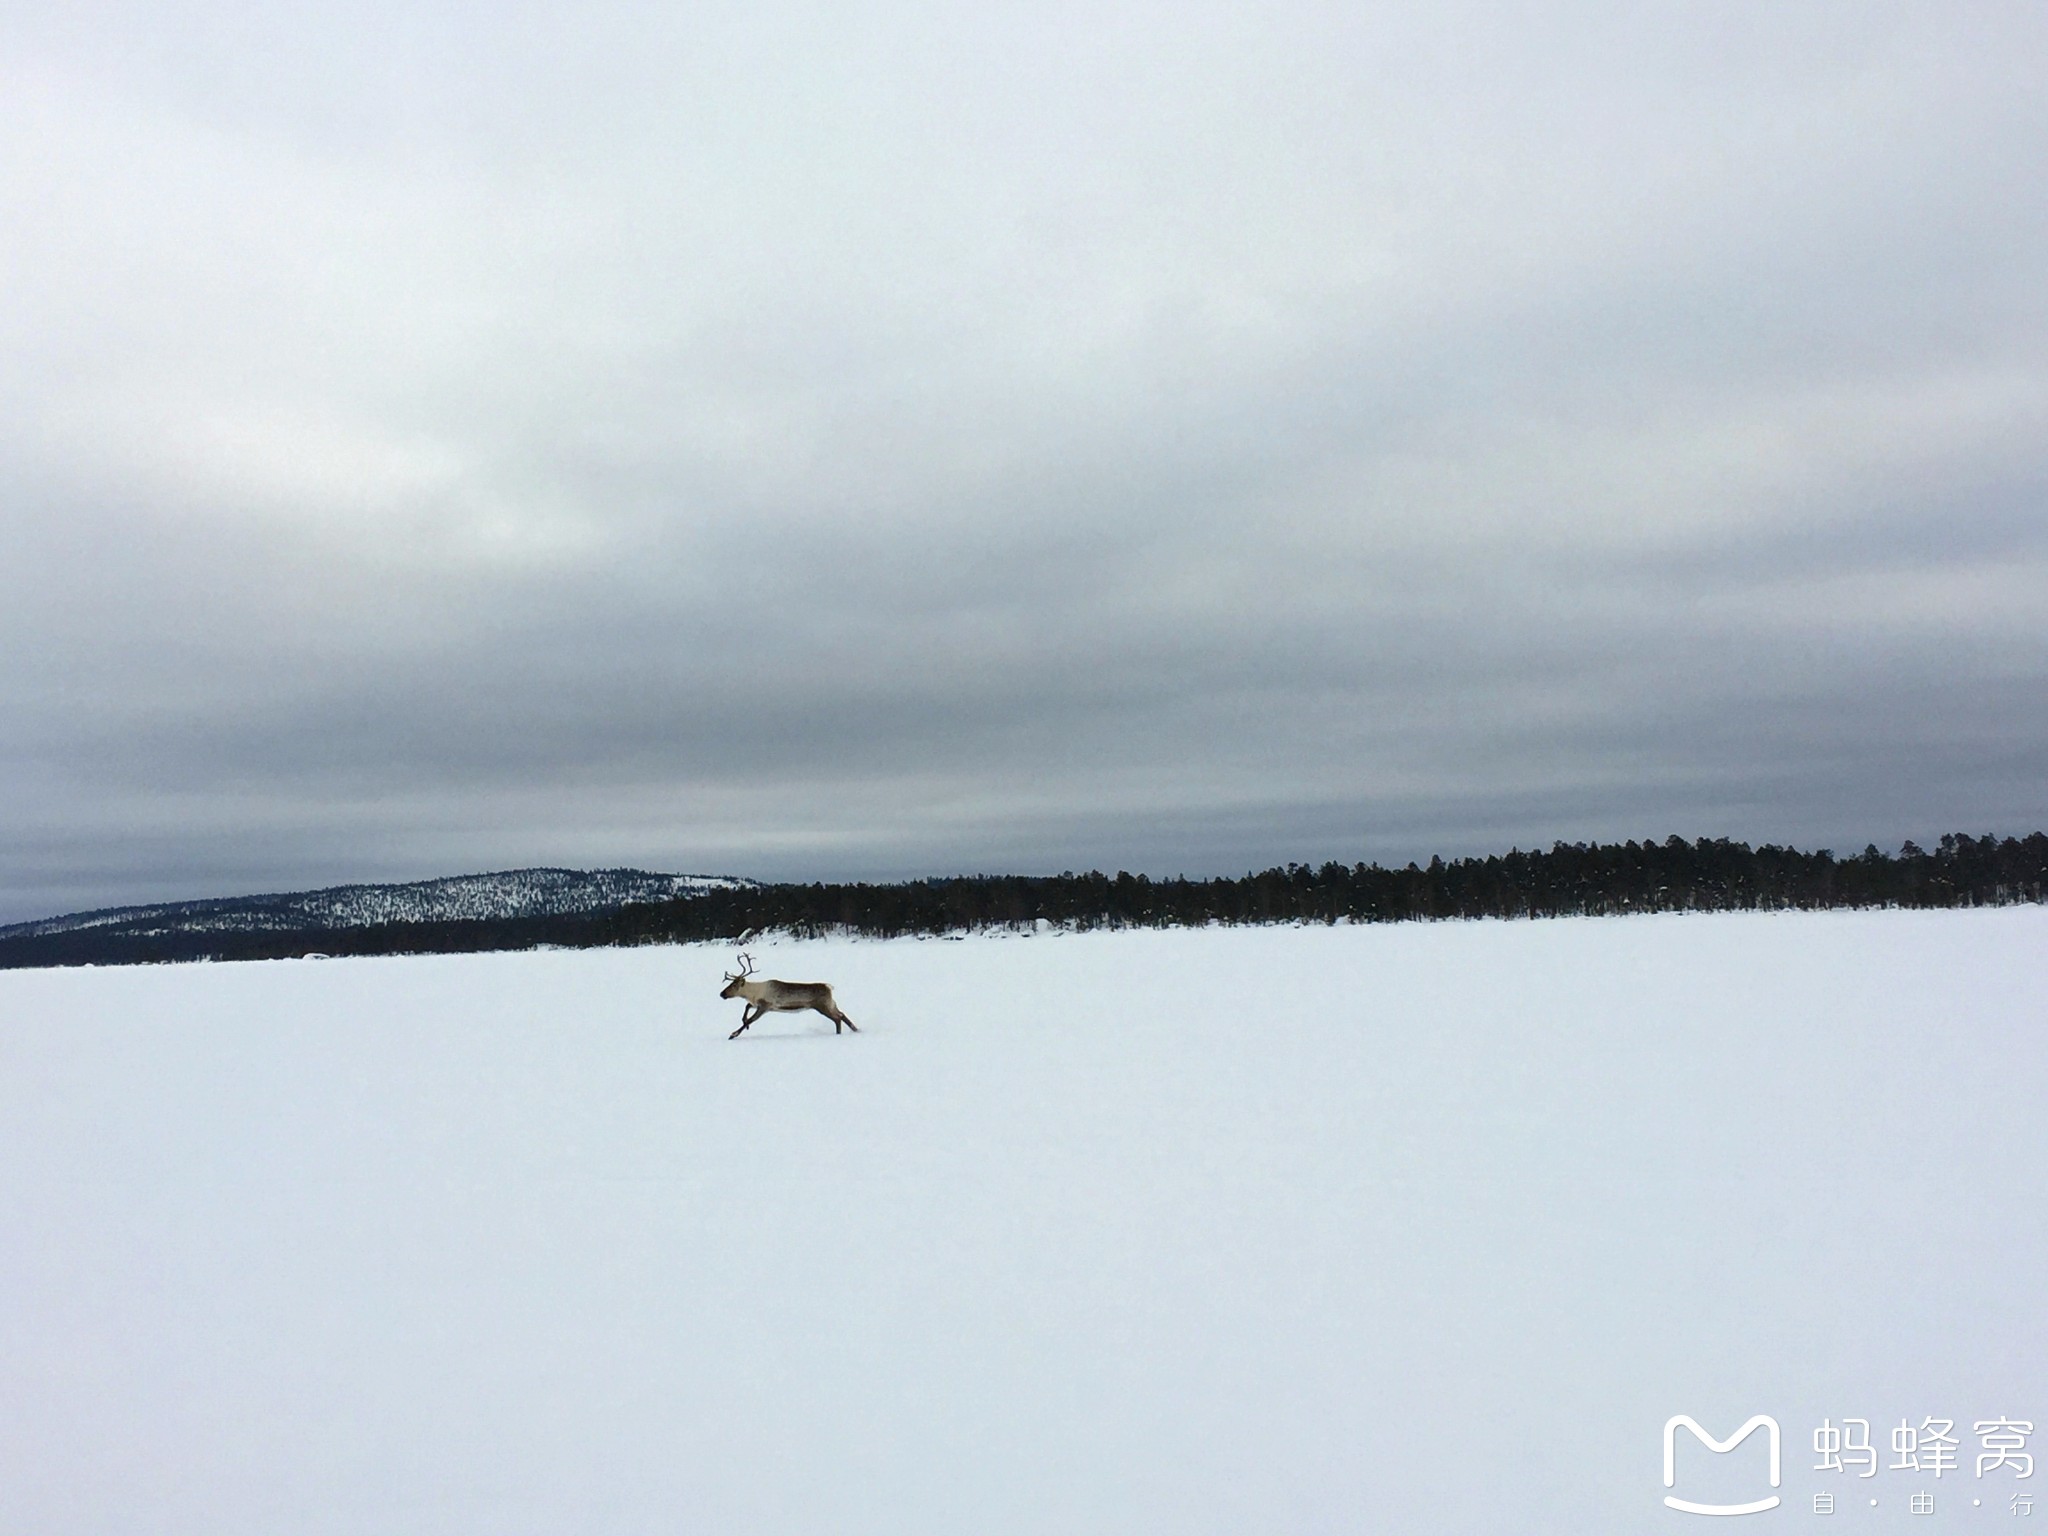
2 908 2042 1533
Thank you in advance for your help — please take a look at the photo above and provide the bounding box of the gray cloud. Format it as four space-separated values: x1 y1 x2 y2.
3 0 2045 921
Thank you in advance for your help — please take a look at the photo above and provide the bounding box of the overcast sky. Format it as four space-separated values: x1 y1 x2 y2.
3 1 2045 921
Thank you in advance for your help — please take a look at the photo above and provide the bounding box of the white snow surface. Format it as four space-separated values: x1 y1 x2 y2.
2 909 2042 1534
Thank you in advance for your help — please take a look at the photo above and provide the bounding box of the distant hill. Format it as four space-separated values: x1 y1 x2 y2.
0 868 750 944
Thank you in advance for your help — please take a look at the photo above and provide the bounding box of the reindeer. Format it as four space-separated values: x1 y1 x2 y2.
718 953 858 1039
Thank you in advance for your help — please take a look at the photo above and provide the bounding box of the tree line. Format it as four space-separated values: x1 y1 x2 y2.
4 831 2044 969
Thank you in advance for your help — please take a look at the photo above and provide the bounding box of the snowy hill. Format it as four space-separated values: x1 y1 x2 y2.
1 908 2040 1535
0 867 748 942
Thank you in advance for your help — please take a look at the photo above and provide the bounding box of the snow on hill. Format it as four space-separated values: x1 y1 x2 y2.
0 867 749 941
0 908 2040 1535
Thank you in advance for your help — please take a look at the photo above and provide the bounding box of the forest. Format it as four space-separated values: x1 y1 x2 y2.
4 831 2044 969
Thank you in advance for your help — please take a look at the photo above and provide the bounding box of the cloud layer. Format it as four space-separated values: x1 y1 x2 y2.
4 0 2045 919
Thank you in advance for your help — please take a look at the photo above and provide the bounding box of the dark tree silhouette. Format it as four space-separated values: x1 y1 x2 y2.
4 833 2045 970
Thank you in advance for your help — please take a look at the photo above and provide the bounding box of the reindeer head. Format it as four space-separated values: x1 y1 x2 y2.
718 951 756 998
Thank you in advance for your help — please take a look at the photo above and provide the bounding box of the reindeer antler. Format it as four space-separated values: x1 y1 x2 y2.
731 951 756 979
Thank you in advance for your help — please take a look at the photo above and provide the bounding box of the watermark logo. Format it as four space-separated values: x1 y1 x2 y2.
1666 1412 2033 1515
1664 1415 1783 1515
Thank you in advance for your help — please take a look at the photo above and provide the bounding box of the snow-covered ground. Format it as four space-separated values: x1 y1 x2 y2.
2 909 2042 1534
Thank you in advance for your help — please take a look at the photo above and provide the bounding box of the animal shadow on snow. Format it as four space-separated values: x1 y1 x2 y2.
727 1022 869 1043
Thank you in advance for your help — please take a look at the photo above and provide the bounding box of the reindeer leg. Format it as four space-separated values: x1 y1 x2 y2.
729 1002 761 1040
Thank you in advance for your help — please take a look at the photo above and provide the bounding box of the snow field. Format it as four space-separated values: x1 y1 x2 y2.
1 908 2043 1534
